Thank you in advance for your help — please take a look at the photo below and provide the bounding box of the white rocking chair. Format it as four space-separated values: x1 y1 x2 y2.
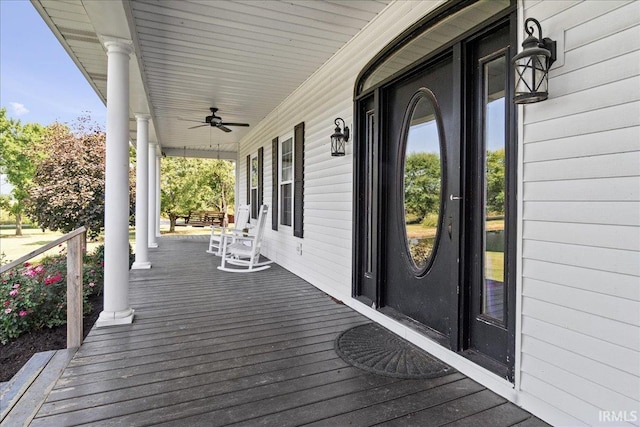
206 204 251 256
218 204 273 273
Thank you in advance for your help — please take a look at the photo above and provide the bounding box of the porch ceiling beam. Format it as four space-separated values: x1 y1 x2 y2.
162 148 237 161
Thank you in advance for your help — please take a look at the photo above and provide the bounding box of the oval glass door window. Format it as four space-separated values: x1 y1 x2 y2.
402 90 443 271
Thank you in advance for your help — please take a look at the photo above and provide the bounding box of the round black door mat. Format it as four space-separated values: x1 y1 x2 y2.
335 323 455 379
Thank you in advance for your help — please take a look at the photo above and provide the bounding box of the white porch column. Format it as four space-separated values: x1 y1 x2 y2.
97 39 134 326
156 154 161 237
148 143 158 248
132 114 151 269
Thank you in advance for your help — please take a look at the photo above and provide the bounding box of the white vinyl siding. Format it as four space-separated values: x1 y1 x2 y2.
237 0 446 298
520 1 640 425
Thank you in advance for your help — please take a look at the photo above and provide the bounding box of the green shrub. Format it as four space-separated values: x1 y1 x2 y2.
421 213 440 228
0 245 105 344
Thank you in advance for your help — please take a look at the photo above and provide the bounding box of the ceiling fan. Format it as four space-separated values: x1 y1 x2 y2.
184 108 250 133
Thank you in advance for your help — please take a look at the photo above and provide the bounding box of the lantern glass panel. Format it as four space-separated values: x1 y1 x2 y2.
514 54 549 103
331 135 345 156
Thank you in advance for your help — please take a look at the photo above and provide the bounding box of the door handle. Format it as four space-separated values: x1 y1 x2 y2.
450 194 463 201
448 216 453 239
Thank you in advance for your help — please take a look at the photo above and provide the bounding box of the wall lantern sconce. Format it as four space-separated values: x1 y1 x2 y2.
331 118 350 156
512 18 557 104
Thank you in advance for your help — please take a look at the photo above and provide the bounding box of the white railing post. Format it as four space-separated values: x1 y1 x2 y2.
66 230 85 348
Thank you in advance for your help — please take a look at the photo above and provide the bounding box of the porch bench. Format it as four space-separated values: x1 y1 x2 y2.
185 211 224 227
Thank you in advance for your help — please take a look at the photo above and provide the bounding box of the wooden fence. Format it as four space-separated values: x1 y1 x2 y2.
0 226 87 348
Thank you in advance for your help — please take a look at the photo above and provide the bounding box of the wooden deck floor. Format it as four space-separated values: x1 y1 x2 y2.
31 236 545 426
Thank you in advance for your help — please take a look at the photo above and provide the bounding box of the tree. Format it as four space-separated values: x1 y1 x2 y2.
0 108 44 235
160 157 235 232
206 159 235 221
486 148 505 215
0 195 11 219
160 157 209 232
25 117 134 239
26 121 104 238
403 152 441 221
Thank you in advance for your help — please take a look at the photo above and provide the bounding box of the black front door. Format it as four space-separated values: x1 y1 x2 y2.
381 54 460 346
354 9 516 379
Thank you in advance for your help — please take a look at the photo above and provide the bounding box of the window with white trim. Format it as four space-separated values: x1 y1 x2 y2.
250 154 259 219
279 135 293 227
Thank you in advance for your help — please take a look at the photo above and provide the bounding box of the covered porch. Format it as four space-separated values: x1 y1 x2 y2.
22 0 640 424
21 236 542 426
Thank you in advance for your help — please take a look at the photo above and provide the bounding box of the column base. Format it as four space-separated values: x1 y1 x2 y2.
96 308 135 327
148 242 158 248
132 261 152 269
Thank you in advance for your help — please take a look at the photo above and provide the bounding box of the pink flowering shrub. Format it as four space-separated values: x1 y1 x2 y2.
0 245 105 344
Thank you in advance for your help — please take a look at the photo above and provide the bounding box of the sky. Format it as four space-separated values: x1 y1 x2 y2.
0 0 106 128
407 98 505 156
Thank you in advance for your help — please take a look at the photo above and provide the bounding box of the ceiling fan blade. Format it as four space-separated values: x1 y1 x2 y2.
178 118 205 123
216 125 232 133
221 122 250 127
188 124 209 129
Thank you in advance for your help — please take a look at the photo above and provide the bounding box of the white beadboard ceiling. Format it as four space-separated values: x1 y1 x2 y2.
32 0 391 159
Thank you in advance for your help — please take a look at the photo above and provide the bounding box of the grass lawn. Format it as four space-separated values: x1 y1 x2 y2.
0 223 210 265
405 219 503 238
0 228 104 264
485 251 504 283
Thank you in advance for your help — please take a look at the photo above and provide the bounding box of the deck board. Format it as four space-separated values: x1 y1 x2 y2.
383 389 506 426
229 373 467 427
444 402 534 426
305 378 486 427
31 236 543 426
